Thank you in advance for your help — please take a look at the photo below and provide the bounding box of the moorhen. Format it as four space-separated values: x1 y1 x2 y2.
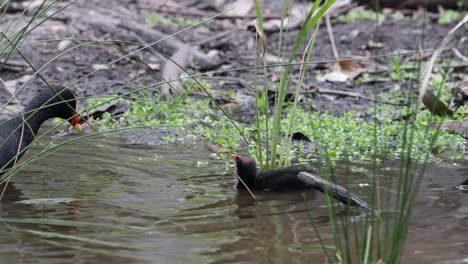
233 154 315 190
458 177 468 191
232 154 376 211
0 87 81 174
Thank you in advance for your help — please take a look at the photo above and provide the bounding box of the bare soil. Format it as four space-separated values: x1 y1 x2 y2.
0 0 466 119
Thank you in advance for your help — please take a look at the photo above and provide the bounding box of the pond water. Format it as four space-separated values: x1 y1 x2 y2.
0 127 466 263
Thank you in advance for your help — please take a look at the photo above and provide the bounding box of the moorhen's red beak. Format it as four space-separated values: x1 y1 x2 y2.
232 154 240 162
71 111 82 132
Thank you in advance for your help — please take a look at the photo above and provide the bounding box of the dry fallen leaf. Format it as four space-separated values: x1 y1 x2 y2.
317 70 349 83
92 64 110 71
57 40 72 51
339 59 368 80
422 90 453 116
3 79 18 94
367 39 384 49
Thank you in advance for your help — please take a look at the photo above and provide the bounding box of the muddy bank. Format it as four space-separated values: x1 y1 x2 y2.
0 0 466 120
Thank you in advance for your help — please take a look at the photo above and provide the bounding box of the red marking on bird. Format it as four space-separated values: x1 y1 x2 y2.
71 111 82 131
232 154 254 165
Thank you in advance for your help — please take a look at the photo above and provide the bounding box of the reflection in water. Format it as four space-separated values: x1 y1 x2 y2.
0 182 31 216
0 130 466 263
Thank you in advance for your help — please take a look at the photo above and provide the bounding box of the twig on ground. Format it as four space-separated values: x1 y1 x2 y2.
452 48 468 63
304 86 407 106
325 14 340 63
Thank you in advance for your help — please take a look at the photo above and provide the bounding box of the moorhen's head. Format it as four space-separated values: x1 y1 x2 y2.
232 154 257 188
26 87 81 131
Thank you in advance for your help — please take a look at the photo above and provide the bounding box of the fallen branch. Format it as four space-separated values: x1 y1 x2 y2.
304 86 407 106
452 48 468 63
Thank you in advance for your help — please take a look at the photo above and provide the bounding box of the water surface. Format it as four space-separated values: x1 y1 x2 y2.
0 128 466 263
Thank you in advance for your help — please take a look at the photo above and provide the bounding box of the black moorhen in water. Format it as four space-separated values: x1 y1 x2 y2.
460 178 468 185
233 154 316 190
233 154 377 211
0 87 81 174
458 177 468 191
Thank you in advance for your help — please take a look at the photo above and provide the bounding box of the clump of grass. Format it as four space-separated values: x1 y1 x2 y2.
389 56 411 81
252 0 336 168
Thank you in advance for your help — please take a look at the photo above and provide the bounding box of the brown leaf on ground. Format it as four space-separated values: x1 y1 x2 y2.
318 60 369 82
339 59 369 80
422 90 453 116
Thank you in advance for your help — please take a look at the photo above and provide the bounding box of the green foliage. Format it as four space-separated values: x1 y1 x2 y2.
89 92 466 164
182 75 213 94
336 10 385 24
389 56 415 81
437 9 463 25
293 108 464 161
453 105 468 121
336 9 408 24
390 57 403 81
431 66 454 103
356 73 370 86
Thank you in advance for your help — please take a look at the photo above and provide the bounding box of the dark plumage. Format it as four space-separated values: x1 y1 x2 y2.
0 87 81 174
233 154 377 211
233 154 316 190
459 178 468 186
